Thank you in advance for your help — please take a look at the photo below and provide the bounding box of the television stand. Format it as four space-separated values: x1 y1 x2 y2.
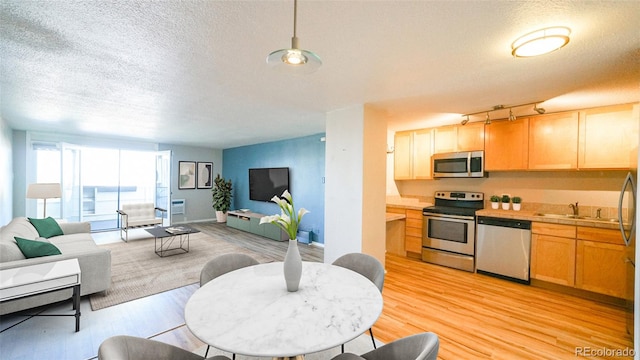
226 210 288 241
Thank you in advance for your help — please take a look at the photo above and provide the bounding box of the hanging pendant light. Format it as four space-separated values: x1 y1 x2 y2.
266 0 321 73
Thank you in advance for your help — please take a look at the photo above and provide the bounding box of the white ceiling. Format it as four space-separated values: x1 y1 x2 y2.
1 1 639 149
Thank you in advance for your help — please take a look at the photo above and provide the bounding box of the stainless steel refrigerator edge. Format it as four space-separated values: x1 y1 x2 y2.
620 172 637 349
631 170 639 358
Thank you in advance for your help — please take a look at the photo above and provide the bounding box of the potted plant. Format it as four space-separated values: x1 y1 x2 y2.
512 196 522 211
501 195 511 210
490 195 500 209
212 174 232 223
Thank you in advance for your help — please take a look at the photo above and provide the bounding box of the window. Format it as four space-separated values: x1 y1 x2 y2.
31 142 170 231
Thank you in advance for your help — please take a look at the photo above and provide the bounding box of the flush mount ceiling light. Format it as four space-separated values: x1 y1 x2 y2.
511 26 571 57
266 0 321 73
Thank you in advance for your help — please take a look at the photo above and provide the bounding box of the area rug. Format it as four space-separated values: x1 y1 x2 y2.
193 332 383 359
89 232 277 310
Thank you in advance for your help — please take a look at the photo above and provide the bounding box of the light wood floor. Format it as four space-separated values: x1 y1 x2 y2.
157 222 632 360
7 222 628 359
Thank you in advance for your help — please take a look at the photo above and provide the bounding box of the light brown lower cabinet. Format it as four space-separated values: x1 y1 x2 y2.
575 227 627 299
385 207 423 258
531 222 627 299
405 209 423 256
531 233 576 286
531 223 576 286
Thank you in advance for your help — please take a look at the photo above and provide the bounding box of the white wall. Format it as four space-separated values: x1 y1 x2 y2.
325 106 365 264
159 143 223 224
324 105 387 266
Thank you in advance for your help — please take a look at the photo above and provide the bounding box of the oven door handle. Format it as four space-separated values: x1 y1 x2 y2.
424 214 475 221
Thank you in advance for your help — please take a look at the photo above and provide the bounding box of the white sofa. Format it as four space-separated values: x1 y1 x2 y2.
0 217 111 315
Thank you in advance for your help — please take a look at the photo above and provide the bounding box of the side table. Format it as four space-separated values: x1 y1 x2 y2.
0 258 81 332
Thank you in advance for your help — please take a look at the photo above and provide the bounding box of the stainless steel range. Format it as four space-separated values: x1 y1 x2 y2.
422 191 484 272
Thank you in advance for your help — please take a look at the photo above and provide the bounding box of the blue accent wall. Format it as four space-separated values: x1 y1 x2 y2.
223 133 326 244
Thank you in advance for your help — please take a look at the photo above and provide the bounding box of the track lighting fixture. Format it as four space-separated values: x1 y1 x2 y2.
461 100 545 125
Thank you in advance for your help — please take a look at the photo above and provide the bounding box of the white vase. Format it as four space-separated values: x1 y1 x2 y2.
215 211 227 223
502 202 510 210
283 239 302 292
513 203 521 211
491 202 499 210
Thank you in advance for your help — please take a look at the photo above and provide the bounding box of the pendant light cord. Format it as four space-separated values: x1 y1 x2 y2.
293 0 298 39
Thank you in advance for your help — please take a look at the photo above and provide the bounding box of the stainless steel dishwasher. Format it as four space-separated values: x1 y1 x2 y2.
476 216 532 284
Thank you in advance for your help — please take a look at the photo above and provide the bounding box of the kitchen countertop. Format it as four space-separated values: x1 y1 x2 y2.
476 209 626 230
386 197 433 211
386 213 406 222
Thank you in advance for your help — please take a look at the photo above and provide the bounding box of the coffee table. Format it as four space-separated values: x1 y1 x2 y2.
145 226 198 257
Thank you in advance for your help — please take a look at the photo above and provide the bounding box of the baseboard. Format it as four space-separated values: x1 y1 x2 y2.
172 218 217 225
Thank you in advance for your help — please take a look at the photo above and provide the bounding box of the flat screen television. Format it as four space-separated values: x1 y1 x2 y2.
249 167 290 202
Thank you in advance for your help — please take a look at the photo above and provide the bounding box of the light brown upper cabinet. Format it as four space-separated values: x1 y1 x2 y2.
457 122 485 152
394 129 433 180
484 118 529 171
394 131 413 180
412 129 433 179
433 126 456 154
578 103 639 169
434 122 485 154
528 111 579 170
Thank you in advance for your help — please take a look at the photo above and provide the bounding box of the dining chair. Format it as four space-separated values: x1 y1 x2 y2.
329 332 440 360
97 335 231 360
200 253 260 358
332 253 385 352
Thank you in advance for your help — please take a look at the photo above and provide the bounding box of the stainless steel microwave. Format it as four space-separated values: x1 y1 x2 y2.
432 151 485 178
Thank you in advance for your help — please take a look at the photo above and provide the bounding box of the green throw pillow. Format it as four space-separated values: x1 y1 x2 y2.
15 237 62 258
28 217 64 238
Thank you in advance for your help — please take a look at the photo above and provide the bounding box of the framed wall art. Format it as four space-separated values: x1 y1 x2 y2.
197 162 213 189
178 161 196 189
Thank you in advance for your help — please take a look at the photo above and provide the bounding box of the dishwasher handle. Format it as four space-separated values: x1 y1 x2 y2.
477 216 531 230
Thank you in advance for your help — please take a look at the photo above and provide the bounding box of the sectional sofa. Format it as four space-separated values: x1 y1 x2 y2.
0 217 111 315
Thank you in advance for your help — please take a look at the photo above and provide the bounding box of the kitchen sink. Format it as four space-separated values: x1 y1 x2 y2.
533 213 575 219
533 213 619 223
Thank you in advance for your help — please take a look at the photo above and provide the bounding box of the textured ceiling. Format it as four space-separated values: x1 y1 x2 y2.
1 1 639 149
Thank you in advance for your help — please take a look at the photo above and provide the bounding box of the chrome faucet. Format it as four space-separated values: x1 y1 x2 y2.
596 208 602 219
569 202 579 216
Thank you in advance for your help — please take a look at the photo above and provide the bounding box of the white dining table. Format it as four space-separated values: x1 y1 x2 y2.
184 261 383 358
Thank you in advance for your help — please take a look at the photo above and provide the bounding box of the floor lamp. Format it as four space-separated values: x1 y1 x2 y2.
26 183 62 218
